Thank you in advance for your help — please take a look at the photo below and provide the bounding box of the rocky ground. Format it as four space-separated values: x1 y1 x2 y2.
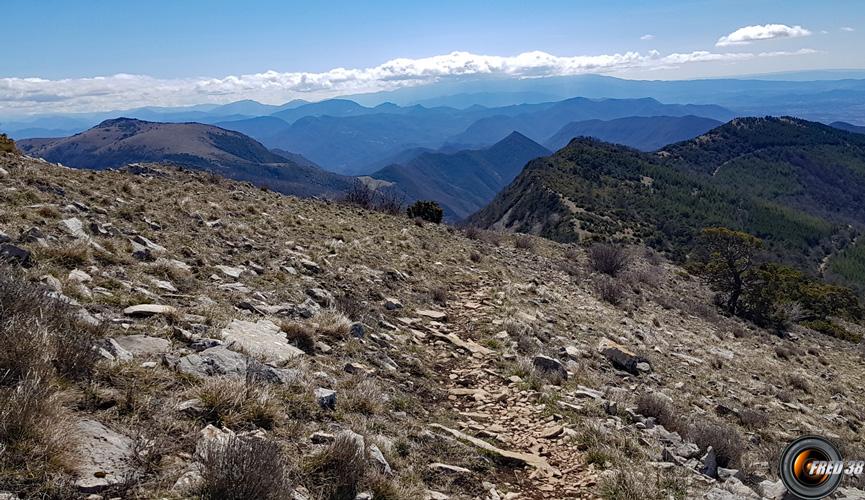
1 152 865 499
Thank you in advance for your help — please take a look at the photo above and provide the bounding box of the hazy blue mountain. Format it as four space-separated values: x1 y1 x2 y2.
266 110 493 174
448 97 734 145
262 97 733 174
370 132 550 219
831 121 865 134
412 91 562 109
216 116 292 141
271 99 374 124
345 74 865 123
17 118 353 197
545 115 722 152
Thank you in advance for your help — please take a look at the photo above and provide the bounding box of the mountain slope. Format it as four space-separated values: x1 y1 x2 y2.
545 115 722 152
471 117 865 283
370 132 550 219
2 152 864 500
17 118 353 197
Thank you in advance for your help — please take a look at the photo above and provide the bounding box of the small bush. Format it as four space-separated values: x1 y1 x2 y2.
342 181 376 210
801 319 860 342
373 188 405 216
430 286 449 305
593 276 626 306
785 373 811 393
774 345 794 360
588 243 630 277
303 432 366 500
198 434 289 500
636 394 679 431
406 200 443 223
739 409 769 429
514 234 535 250
464 226 482 240
685 420 744 468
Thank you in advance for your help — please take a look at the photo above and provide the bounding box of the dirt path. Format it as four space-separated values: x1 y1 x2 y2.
417 277 600 499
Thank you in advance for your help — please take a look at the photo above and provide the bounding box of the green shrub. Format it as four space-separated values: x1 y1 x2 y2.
406 200 443 223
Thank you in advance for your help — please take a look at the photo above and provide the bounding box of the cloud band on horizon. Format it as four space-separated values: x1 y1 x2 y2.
0 48 818 116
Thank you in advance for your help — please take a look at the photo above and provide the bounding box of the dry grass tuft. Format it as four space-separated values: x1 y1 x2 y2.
302 432 367 500
35 241 93 268
198 434 289 500
193 376 282 430
314 309 352 338
281 321 317 354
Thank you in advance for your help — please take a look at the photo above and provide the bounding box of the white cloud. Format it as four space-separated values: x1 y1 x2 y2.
0 49 819 116
716 24 811 46
841 26 855 32
640 34 655 41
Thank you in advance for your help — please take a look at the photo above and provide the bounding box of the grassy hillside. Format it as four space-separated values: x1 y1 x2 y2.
3 153 865 499
17 118 355 198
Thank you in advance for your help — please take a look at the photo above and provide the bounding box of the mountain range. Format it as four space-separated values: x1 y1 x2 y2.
369 132 550 220
212 97 734 174
470 117 865 288
17 118 353 197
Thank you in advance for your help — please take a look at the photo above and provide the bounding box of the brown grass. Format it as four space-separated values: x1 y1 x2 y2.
198 434 289 500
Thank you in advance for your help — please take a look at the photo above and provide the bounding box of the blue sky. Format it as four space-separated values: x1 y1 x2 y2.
0 0 862 114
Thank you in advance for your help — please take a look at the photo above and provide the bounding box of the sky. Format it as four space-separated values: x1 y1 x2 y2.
1 0 863 115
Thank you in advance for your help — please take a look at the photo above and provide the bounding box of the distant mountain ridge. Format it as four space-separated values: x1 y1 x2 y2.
17 118 353 197
544 115 722 152
447 97 733 146
370 132 550 220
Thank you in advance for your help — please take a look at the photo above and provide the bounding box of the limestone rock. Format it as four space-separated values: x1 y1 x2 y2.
368 444 392 475
110 335 171 357
123 304 177 318
599 339 651 375
215 264 244 278
315 388 336 410
221 319 305 364
429 424 556 474
73 420 135 493
60 217 88 239
417 309 447 321
532 355 568 380
306 287 334 307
